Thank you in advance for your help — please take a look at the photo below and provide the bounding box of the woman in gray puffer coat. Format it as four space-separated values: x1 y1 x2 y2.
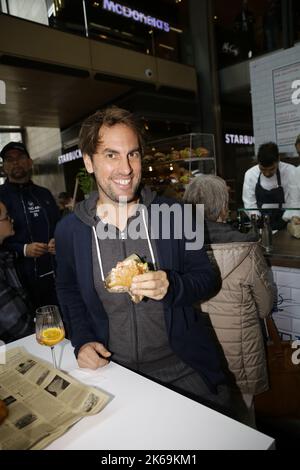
184 175 274 426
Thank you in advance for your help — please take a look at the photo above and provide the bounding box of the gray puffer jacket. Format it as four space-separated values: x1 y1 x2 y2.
201 240 274 395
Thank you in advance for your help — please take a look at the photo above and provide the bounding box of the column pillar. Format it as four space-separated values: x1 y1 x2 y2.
188 0 224 175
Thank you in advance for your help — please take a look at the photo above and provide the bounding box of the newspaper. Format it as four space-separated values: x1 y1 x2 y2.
0 347 111 450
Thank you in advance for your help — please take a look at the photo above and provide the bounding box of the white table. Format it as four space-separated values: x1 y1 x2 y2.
7 335 275 450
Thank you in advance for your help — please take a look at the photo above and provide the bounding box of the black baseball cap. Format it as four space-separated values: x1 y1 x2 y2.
0 141 30 161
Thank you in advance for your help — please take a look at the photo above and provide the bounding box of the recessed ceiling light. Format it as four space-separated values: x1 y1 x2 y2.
20 86 28 91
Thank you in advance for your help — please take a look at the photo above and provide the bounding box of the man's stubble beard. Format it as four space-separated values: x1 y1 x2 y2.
97 176 142 205
9 168 30 182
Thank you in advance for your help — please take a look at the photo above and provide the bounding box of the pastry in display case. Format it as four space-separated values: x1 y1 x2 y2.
142 133 216 198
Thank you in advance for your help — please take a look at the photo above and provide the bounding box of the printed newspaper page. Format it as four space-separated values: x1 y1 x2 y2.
0 347 111 450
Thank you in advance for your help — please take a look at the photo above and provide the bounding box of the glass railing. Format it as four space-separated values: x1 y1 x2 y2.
214 0 300 69
237 207 300 228
0 0 192 65
236 208 300 259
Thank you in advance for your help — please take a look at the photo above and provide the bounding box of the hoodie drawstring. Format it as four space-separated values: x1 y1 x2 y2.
93 226 105 282
93 206 157 281
141 207 156 270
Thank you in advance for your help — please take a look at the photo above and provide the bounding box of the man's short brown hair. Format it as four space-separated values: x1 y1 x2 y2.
78 106 145 158
257 142 279 167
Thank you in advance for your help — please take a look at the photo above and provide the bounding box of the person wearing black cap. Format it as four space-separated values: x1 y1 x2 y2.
242 142 299 230
0 141 60 310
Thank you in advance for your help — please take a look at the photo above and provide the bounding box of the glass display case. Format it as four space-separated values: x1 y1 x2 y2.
142 133 216 199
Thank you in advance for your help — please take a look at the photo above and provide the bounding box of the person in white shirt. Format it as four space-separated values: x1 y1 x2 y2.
242 142 299 230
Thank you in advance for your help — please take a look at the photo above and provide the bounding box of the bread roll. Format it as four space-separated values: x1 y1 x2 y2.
105 254 149 303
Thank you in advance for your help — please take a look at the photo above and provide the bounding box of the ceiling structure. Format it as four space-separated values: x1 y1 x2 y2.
0 63 131 129
0 0 251 132
0 0 191 130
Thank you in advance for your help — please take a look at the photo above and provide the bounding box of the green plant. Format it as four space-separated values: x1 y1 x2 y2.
76 167 95 195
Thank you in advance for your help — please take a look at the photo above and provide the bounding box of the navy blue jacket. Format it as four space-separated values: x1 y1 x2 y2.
55 196 226 390
0 180 60 280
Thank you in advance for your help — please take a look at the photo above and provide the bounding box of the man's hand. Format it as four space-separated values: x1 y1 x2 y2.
77 342 111 369
48 238 56 255
131 270 169 301
25 242 48 257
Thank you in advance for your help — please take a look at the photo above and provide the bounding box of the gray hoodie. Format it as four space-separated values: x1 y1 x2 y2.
74 187 192 380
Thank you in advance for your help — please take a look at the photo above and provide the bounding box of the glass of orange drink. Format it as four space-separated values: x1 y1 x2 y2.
36 305 65 369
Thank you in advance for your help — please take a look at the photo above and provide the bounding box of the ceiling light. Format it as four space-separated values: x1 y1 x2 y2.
159 44 175 51
170 26 183 34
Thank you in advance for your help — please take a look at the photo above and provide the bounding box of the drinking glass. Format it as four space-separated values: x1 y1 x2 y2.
35 305 65 369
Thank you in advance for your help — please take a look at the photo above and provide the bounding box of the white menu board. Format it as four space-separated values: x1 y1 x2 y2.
250 44 300 156
273 62 300 152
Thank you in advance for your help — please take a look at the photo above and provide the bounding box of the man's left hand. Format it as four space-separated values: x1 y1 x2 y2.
131 270 169 301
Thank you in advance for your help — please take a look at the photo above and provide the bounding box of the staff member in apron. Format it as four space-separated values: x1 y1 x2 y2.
242 142 298 230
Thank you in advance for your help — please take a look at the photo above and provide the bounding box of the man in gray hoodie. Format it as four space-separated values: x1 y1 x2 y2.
55 106 233 415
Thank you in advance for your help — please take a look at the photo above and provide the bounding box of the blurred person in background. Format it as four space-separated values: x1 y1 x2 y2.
0 200 34 343
242 142 299 230
57 191 73 217
234 0 256 58
184 175 274 426
0 142 60 310
263 0 281 52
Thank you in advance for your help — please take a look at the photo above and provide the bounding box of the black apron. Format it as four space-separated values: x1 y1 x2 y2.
255 169 286 230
